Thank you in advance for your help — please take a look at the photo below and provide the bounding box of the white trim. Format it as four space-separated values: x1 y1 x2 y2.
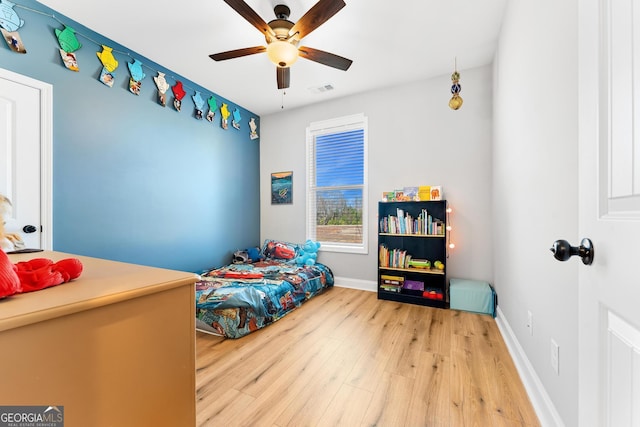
608 310 640 349
332 276 377 292
0 68 53 250
305 113 369 254
495 306 566 427
39 78 53 250
309 113 366 132
319 242 368 255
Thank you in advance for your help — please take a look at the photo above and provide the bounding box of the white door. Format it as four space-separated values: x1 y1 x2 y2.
579 0 640 426
0 68 52 250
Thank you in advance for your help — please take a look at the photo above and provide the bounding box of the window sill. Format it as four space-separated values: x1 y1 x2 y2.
318 243 368 255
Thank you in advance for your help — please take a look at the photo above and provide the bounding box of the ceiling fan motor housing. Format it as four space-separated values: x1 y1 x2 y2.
266 5 297 67
267 19 294 41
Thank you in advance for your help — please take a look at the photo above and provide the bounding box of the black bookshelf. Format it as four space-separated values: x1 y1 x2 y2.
378 200 449 308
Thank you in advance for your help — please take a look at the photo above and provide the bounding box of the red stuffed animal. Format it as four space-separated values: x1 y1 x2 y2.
0 250 83 298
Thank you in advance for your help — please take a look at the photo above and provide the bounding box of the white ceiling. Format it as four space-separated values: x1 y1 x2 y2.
37 0 506 116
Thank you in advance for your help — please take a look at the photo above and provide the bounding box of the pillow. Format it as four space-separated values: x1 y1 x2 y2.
261 239 300 260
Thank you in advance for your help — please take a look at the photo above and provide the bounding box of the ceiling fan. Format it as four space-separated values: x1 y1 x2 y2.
209 0 353 89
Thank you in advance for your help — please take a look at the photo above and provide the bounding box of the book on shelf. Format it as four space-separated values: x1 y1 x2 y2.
380 273 404 292
396 208 405 234
418 186 431 201
378 208 445 236
378 245 412 268
382 191 396 202
403 187 418 201
381 274 404 284
430 186 443 201
380 283 402 293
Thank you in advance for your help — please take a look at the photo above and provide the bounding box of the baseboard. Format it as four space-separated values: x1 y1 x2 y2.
333 276 377 292
495 306 565 427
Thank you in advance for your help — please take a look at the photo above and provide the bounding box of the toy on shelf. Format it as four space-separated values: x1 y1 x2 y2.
408 259 431 269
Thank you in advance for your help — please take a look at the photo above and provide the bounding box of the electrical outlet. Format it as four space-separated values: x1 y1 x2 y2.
551 339 560 375
527 310 533 336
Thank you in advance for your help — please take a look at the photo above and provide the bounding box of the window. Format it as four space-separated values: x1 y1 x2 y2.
306 114 368 254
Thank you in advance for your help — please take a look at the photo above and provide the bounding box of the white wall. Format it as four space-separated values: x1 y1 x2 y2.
260 65 494 289
493 0 579 425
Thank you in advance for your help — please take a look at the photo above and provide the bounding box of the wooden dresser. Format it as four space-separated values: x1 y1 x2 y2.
0 251 198 427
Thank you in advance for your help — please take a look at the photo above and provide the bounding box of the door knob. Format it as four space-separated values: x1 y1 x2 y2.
23 225 37 233
550 238 594 265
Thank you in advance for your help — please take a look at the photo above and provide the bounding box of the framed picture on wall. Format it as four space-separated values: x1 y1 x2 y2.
271 171 293 204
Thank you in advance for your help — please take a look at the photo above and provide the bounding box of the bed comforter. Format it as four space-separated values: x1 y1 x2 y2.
195 260 334 338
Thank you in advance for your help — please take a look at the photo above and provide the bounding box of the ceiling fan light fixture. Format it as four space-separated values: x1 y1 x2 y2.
267 40 298 67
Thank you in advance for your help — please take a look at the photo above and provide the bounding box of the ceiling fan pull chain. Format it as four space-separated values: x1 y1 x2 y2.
281 90 286 109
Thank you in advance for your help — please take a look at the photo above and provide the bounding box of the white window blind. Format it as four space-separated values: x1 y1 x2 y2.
306 114 368 254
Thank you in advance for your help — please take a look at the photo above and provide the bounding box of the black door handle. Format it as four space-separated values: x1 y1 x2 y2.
550 238 594 265
23 225 37 233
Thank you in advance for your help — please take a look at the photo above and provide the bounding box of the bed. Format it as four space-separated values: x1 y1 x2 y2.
195 239 334 338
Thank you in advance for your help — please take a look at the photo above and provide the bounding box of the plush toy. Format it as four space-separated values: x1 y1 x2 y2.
233 246 264 264
0 249 83 298
294 239 321 266
246 247 263 263
0 194 24 252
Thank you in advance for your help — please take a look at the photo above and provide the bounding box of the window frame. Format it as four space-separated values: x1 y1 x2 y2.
305 113 368 254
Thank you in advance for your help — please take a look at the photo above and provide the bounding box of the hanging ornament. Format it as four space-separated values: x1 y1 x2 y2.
0 0 24 32
220 103 230 130
206 96 218 122
96 45 118 72
1 28 25 53
449 58 463 110
172 81 186 111
55 26 81 71
192 91 205 120
249 117 259 140
232 108 241 130
96 45 118 87
0 1 25 54
127 59 146 95
55 25 81 52
153 72 170 106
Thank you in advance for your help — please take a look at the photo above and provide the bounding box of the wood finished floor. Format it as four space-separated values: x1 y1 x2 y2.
196 286 540 427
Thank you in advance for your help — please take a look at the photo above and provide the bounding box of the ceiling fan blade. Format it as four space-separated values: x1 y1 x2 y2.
290 0 346 40
223 0 274 37
277 67 290 89
209 46 266 61
298 46 352 71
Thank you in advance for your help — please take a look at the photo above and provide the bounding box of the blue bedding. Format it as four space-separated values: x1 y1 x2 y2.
195 260 334 338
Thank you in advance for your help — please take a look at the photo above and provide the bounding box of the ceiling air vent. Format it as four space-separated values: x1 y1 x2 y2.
308 84 334 94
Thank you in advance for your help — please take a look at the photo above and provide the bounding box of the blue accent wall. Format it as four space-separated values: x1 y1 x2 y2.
0 0 260 272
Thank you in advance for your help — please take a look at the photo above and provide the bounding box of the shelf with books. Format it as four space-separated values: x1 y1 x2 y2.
379 233 444 238
379 206 446 236
377 200 449 308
